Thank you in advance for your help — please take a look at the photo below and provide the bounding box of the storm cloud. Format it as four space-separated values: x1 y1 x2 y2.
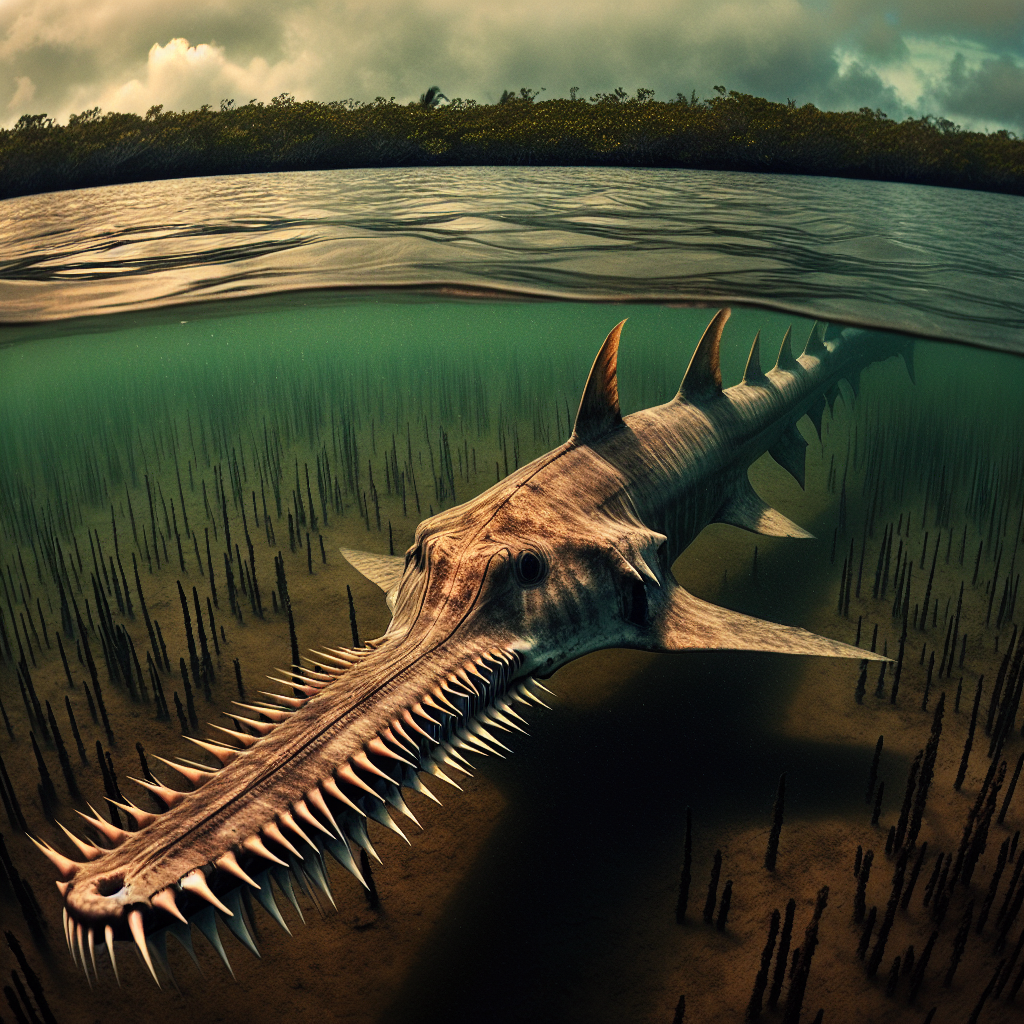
2 0 1021 132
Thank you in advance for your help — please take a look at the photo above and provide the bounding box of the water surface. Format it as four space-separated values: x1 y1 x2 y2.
2 167 1022 351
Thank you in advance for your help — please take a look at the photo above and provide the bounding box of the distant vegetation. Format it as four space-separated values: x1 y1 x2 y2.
2 87 1021 200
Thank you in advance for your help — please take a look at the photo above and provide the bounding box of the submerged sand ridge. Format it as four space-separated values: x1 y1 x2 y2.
0 301 1021 1024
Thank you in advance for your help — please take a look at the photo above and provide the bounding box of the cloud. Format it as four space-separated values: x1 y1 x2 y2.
1 0 1021 132
936 51 1024 130
85 38 276 115
7 76 35 112
824 55 910 119
829 34 1024 131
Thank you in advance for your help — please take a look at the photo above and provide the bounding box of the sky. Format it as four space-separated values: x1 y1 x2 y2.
2 0 1022 133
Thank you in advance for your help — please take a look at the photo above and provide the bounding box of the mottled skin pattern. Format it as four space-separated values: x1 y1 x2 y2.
49 310 902 972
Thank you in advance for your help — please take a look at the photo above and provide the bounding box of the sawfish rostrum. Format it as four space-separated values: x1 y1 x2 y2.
41 310 903 983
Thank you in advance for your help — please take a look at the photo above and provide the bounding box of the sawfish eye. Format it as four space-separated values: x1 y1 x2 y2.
514 550 547 587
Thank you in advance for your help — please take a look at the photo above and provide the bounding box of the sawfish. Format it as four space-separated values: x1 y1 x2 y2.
37 308 906 984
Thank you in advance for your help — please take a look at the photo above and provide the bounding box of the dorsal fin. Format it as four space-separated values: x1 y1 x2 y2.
802 321 826 356
571 321 625 444
678 309 729 402
742 330 766 384
775 327 798 371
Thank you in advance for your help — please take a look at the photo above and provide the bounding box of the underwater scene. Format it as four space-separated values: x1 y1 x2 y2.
0 168 1023 1024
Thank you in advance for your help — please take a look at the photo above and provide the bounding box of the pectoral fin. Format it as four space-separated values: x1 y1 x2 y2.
646 584 886 661
339 548 406 611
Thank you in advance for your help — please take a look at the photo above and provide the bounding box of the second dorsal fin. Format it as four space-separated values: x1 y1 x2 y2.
678 309 730 402
803 321 826 356
775 327 799 371
572 321 625 445
742 330 766 384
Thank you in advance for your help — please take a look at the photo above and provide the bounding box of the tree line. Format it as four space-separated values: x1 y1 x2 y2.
2 87 1020 200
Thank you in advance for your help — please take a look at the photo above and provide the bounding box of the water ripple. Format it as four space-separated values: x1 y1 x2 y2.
0 167 1021 351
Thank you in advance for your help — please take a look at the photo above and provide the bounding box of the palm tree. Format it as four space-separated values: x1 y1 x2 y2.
418 86 448 109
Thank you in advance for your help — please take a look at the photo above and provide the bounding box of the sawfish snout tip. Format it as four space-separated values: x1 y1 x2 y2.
64 869 137 926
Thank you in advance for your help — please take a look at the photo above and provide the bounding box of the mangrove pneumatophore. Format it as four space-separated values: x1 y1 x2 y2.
36 309 911 985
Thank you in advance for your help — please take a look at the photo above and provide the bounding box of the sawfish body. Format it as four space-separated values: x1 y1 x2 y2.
41 309 906 982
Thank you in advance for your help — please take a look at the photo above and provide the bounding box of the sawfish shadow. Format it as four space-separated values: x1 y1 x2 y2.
377 516 908 1024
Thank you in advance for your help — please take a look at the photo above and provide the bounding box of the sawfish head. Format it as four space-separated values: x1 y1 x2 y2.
42 312 885 984
373 492 674 678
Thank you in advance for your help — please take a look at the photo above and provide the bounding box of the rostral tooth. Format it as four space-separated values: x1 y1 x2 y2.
105 798 158 828
29 835 80 878
234 702 291 723
222 713 275 736
182 736 237 765
278 810 314 846
57 822 106 860
241 835 287 867
293 798 333 837
75 805 130 844
337 762 384 798
351 750 397 782
209 725 258 747
215 850 260 887
128 776 186 806
150 888 187 923
260 692 311 710
272 679 322 695
262 821 301 858
180 869 233 914
151 755 217 785
321 774 366 814
367 735 416 766
306 786 346 832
